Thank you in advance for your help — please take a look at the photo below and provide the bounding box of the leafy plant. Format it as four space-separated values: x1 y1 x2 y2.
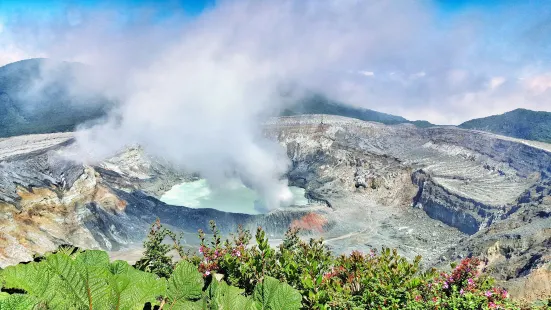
0 292 39 310
135 219 187 279
202 277 255 310
1 219 548 309
161 261 203 309
182 221 531 310
254 276 302 310
0 246 302 310
1 250 165 309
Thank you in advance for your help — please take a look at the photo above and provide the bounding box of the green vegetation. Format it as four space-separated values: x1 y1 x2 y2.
0 244 299 309
1 220 549 309
135 219 187 279
459 109 551 143
282 94 434 127
0 59 111 138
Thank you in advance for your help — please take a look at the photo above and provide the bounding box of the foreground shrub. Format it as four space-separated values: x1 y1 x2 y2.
1 250 165 309
135 219 187 278
405 258 517 310
0 247 301 310
180 220 529 310
1 220 546 309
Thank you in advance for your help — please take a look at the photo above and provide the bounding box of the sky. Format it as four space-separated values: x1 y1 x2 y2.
1 0 551 209
0 0 550 124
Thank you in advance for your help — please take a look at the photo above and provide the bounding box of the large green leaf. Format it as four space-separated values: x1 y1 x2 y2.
75 250 112 309
45 251 111 309
107 260 167 310
1 259 66 308
0 294 38 310
45 252 89 308
2 262 49 295
2 250 164 310
209 280 256 310
268 280 302 310
253 277 301 310
165 261 203 309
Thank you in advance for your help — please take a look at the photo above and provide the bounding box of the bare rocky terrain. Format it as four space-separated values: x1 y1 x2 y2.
0 114 549 300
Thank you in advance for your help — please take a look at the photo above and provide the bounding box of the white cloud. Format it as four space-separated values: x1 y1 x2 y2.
359 70 375 77
58 0 438 210
489 76 506 90
523 74 551 94
447 70 469 86
0 0 551 208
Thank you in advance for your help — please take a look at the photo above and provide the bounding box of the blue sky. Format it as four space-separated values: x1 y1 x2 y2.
0 0 213 17
0 0 512 21
1 0 541 38
0 0 216 26
437 0 509 11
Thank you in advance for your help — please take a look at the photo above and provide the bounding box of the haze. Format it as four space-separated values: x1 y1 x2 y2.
0 0 550 209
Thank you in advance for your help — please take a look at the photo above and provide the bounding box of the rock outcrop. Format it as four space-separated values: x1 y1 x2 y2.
266 115 551 301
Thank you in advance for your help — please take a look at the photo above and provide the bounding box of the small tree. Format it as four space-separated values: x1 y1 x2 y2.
135 218 186 278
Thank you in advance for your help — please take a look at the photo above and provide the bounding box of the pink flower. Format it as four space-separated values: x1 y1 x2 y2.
501 290 508 299
198 246 204 254
460 289 464 295
485 291 493 297
468 278 474 285
489 302 497 309
443 282 449 289
415 295 422 302
234 250 241 257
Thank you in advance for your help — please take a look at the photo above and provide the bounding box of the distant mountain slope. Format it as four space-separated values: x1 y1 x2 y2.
459 109 551 143
282 94 434 127
0 59 433 138
0 58 110 138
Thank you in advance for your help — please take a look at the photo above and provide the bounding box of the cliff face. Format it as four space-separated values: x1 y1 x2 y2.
265 115 551 300
0 115 550 301
266 115 547 234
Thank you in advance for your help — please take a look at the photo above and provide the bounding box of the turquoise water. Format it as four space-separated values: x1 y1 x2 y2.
160 179 308 214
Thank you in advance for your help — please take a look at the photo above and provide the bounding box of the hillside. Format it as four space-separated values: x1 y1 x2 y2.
282 94 434 127
0 58 111 137
459 108 551 143
0 59 435 139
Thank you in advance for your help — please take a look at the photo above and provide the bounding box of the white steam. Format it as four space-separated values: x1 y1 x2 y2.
65 0 435 210
1 0 550 209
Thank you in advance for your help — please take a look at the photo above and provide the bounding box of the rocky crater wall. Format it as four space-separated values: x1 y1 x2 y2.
267 115 550 235
0 115 549 280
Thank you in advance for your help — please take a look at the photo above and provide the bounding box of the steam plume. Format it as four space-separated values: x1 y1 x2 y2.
1 0 550 209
